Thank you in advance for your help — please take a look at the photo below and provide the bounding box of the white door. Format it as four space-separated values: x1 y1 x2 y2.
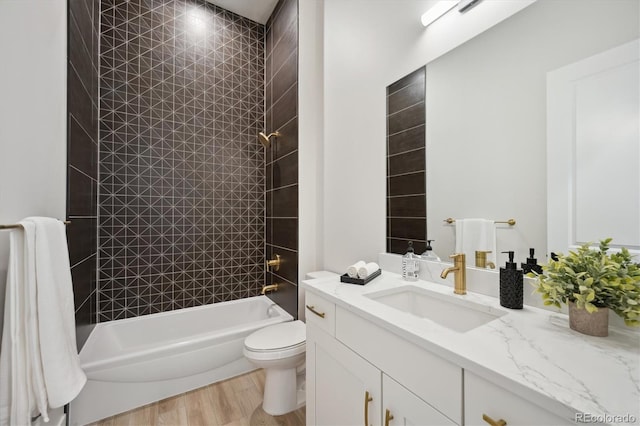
547 38 640 254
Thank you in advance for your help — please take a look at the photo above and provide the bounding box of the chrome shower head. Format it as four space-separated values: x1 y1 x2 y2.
258 131 280 148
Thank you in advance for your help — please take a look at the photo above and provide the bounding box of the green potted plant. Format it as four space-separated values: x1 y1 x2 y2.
531 238 640 336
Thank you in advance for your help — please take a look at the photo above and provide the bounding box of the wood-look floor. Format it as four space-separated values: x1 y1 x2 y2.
90 370 305 426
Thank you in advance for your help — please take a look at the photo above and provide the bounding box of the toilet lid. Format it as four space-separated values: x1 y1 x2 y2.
245 320 305 352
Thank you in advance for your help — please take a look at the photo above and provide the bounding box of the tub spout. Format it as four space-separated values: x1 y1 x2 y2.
261 284 279 295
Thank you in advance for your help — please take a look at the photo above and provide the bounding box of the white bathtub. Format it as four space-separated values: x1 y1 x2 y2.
69 296 292 425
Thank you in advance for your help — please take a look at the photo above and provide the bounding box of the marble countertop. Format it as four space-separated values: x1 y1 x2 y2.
301 271 640 425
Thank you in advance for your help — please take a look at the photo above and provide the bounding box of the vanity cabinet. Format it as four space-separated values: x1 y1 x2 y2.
464 372 572 426
306 295 461 426
306 289 576 426
307 321 454 426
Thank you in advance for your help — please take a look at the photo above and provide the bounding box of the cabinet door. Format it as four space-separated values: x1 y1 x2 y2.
307 323 382 426
465 371 573 426
382 375 457 426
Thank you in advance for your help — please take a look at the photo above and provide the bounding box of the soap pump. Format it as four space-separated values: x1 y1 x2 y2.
421 240 441 261
402 241 420 281
499 251 523 309
521 248 543 275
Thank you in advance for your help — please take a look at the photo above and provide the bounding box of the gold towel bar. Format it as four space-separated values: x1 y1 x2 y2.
0 220 71 231
444 218 516 226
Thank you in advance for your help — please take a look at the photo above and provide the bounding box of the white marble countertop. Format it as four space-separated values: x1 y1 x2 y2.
301 271 640 426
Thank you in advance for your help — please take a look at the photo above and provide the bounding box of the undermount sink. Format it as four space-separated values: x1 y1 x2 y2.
364 285 506 332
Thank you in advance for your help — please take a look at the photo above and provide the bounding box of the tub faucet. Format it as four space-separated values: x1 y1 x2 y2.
261 284 279 295
440 253 466 295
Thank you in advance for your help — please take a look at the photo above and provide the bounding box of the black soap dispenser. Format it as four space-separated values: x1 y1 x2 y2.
521 248 543 275
500 251 523 309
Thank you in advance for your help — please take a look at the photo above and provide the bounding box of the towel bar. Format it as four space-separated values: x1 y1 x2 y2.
444 218 516 226
0 220 71 230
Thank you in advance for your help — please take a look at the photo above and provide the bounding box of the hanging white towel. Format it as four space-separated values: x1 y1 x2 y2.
0 217 87 425
0 228 33 425
455 218 497 265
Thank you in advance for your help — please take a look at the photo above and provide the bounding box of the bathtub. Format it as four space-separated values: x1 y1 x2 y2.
69 296 292 425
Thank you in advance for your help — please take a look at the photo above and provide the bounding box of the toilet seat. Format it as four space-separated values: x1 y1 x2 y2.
244 320 306 361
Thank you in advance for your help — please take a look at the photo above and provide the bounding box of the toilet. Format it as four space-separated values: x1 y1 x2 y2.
243 320 306 415
243 271 338 416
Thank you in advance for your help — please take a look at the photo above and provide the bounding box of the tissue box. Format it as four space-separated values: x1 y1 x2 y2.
340 268 382 285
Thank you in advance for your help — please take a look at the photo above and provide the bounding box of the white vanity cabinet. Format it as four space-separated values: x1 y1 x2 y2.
307 321 455 426
306 292 461 426
305 289 578 426
464 372 573 426
303 275 639 425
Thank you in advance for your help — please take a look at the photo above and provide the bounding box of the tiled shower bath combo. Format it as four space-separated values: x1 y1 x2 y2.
98 0 266 321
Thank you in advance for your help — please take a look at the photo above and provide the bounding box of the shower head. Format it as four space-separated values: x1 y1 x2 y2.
258 131 281 148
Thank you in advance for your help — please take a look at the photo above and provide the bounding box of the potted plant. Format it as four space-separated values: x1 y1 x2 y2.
531 238 640 336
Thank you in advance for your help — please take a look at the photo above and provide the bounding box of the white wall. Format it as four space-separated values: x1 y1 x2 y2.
0 0 67 334
298 0 325 318
321 0 533 273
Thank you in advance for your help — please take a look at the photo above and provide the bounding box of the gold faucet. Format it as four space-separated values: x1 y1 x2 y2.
261 284 279 295
266 254 281 272
440 253 467 295
475 250 496 269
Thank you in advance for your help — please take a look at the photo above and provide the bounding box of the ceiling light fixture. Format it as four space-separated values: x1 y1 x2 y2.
421 0 458 27
458 0 483 13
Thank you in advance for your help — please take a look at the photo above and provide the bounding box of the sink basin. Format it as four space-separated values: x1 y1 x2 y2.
364 285 506 332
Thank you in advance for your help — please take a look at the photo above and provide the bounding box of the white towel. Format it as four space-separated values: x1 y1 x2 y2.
347 261 366 278
0 229 32 425
357 262 380 279
455 218 496 265
0 217 87 425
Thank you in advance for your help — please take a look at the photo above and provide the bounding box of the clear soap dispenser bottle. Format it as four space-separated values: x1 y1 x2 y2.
402 241 420 281
421 240 441 261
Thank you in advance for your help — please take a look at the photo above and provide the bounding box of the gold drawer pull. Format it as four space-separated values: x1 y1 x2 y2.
306 305 325 318
384 409 394 426
483 413 507 426
364 391 373 426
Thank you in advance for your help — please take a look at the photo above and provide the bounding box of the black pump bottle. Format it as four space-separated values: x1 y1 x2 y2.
499 251 523 309
521 248 543 275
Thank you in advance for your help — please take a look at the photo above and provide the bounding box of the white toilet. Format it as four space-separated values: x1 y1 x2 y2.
243 320 306 415
244 271 338 416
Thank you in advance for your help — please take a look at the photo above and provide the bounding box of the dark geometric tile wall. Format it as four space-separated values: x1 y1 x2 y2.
98 0 265 321
264 0 299 319
386 67 427 255
67 0 100 348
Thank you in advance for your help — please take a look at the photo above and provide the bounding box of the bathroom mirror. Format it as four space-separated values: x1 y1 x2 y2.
408 0 639 266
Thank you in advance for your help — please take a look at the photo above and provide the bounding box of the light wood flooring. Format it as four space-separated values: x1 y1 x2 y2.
90 369 305 426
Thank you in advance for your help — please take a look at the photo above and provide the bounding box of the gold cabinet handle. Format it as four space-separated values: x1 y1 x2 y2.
384 409 394 426
483 414 507 426
364 391 373 426
306 305 325 318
